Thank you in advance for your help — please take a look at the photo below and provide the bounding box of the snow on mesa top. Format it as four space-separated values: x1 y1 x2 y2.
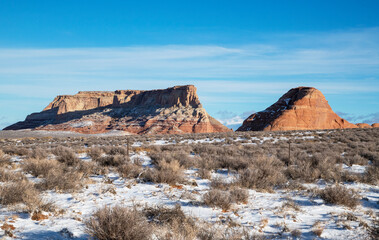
4 85 231 134
237 86 358 131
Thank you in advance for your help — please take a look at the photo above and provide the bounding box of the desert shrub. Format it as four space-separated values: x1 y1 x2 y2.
38 167 82 192
102 146 128 156
230 188 249 204
88 147 103 161
96 154 127 167
286 153 342 183
203 189 232 211
28 147 49 159
369 218 379 240
150 151 193 169
85 205 151 240
0 169 26 182
117 163 143 179
198 168 211 179
0 150 11 167
23 158 59 177
0 180 42 211
2 146 30 156
143 204 197 239
238 155 286 191
143 160 183 185
362 162 379 185
53 146 79 166
319 185 360 208
210 177 233 191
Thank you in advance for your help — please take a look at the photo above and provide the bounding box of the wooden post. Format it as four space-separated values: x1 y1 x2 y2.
127 137 130 161
288 141 291 164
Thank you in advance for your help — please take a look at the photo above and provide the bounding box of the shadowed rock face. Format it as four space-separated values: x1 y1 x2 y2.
4 85 231 134
237 87 358 132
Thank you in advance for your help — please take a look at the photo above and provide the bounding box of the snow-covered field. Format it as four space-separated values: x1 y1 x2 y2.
0 128 378 239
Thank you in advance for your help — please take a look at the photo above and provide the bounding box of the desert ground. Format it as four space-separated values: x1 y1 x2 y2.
0 128 378 239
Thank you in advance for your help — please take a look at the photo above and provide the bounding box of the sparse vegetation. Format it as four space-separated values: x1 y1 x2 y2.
0 127 377 239
85 205 152 240
319 184 360 208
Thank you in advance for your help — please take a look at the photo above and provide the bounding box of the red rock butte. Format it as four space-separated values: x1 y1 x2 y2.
4 85 231 134
237 86 359 132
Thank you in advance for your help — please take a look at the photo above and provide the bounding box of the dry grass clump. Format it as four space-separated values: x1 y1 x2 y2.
23 158 59 177
38 167 82 192
203 187 249 211
0 180 42 212
117 163 143 179
143 160 184 185
0 169 26 182
143 204 197 239
2 146 30 156
102 146 128 156
28 147 49 160
230 188 249 204
203 189 233 211
85 205 152 240
88 147 103 161
53 146 79 166
312 221 324 237
238 155 286 191
319 185 360 208
96 154 128 167
362 160 379 185
150 150 193 169
369 218 379 240
286 152 342 183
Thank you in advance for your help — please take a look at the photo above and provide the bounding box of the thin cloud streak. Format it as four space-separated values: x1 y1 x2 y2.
0 28 379 79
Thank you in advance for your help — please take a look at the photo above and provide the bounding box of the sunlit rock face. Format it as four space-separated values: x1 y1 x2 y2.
237 87 357 132
4 85 231 135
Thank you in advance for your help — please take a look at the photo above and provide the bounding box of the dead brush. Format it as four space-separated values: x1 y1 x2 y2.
28 147 49 160
2 146 30 156
22 158 60 177
0 169 26 182
142 160 184 185
369 218 379 240
53 146 80 166
85 205 152 240
0 180 45 212
0 150 11 167
117 163 143 179
143 204 197 239
38 167 82 192
88 147 103 161
96 154 128 167
238 155 286 191
203 189 233 211
319 184 360 208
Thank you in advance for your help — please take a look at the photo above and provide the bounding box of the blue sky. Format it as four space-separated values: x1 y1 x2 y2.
0 0 378 129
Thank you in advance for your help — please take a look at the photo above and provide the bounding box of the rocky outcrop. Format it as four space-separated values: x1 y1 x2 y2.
372 123 379 128
4 85 231 134
356 123 372 128
237 87 358 132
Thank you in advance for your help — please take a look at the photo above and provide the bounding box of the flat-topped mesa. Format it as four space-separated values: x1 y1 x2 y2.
5 85 230 134
237 86 357 131
43 85 201 115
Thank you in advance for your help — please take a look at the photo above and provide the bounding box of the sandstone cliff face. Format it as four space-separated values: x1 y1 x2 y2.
237 87 357 132
5 85 231 134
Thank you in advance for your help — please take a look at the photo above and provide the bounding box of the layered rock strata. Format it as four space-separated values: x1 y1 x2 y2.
237 87 358 131
5 85 231 134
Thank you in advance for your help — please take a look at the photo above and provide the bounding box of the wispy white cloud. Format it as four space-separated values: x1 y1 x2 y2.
0 28 378 126
0 28 378 81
